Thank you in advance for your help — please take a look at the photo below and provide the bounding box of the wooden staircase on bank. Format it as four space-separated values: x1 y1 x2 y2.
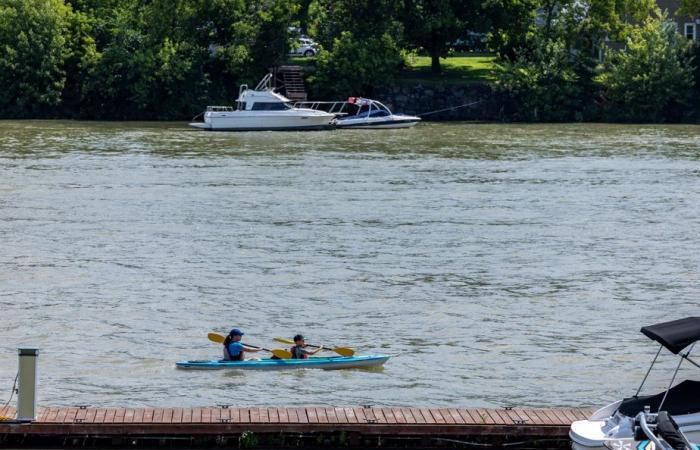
272 65 308 101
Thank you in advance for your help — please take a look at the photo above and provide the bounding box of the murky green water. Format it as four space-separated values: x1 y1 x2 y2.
1 121 699 408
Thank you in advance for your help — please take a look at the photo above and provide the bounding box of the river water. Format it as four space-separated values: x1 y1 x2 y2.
1 121 699 409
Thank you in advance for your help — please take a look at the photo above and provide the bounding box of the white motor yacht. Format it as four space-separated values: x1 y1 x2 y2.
333 97 421 129
189 74 335 131
571 317 700 450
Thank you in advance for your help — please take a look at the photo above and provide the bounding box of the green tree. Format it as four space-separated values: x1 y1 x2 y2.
312 31 403 97
310 0 403 96
680 0 700 15
0 0 86 117
483 0 538 60
596 14 694 122
491 0 658 121
494 35 583 121
401 0 483 74
79 0 298 119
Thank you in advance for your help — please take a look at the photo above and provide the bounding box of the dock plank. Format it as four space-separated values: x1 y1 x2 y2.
325 407 339 424
344 407 358 424
439 408 455 425
229 407 239 423
418 408 436 424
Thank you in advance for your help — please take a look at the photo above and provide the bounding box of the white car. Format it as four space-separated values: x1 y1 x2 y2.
289 37 318 57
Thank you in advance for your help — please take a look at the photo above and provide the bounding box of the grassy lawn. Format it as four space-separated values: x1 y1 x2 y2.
287 56 317 66
286 52 496 87
400 52 496 86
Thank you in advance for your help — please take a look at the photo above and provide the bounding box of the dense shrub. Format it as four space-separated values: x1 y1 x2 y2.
595 15 694 122
311 32 403 98
494 36 584 121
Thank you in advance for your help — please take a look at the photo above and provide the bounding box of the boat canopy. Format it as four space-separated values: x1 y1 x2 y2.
618 379 700 416
641 317 700 354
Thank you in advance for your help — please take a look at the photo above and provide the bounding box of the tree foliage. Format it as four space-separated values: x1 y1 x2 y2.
495 35 583 121
309 0 404 96
401 0 483 73
0 0 91 117
596 14 695 122
312 31 403 97
0 0 298 119
680 0 700 15
0 0 696 121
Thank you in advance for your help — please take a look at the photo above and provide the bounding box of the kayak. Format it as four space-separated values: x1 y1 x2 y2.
176 355 390 371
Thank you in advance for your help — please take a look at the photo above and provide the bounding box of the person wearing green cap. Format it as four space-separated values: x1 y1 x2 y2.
222 328 263 361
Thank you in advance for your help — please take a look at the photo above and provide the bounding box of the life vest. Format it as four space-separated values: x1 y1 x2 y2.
223 343 244 361
290 345 308 359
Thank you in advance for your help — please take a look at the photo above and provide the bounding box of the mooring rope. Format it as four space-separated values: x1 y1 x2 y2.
417 100 483 117
0 371 19 421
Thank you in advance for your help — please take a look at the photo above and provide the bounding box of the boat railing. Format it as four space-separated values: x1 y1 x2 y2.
255 73 274 91
293 101 351 116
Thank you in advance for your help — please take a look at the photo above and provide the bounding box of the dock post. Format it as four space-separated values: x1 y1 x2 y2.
16 348 39 422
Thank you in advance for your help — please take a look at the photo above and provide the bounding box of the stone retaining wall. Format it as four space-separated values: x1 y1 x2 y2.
375 83 503 121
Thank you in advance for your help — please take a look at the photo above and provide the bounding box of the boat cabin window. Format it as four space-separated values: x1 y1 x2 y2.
206 106 235 112
251 102 292 111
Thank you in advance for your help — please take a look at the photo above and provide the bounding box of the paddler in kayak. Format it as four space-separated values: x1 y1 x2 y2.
223 328 263 361
290 334 324 359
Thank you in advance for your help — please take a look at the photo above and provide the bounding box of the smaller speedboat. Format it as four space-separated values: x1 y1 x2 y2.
334 97 421 129
571 317 700 450
176 355 390 371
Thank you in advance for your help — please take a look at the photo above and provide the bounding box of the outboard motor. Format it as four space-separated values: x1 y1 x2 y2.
656 412 691 450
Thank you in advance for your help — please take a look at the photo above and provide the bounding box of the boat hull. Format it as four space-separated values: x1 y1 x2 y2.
176 355 390 371
189 109 335 131
335 114 421 129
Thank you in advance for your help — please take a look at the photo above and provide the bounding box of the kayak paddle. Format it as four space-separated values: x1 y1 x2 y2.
273 337 355 357
208 332 292 359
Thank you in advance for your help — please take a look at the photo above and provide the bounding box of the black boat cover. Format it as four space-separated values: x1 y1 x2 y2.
641 317 700 354
618 380 700 416
656 411 687 450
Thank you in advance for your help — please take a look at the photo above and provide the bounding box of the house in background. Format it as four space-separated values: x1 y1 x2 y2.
657 0 700 41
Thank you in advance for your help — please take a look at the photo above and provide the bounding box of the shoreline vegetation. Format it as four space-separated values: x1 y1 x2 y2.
0 0 698 123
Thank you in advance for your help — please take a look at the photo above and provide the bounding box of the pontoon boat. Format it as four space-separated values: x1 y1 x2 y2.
189 74 335 131
571 317 700 449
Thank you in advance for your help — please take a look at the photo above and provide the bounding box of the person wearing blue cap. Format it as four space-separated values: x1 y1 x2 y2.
222 328 262 361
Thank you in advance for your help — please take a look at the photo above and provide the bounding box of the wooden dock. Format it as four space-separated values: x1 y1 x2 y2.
0 405 590 448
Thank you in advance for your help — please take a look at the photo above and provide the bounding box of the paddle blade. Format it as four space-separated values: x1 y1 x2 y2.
274 337 295 345
333 347 355 357
208 332 225 344
271 349 292 359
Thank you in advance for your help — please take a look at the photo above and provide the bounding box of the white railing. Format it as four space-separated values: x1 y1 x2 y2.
293 101 351 115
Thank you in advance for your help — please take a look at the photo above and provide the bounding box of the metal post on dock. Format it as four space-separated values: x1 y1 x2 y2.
16 348 39 422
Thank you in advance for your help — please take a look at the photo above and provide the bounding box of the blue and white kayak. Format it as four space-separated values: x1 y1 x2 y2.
176 355 390 371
